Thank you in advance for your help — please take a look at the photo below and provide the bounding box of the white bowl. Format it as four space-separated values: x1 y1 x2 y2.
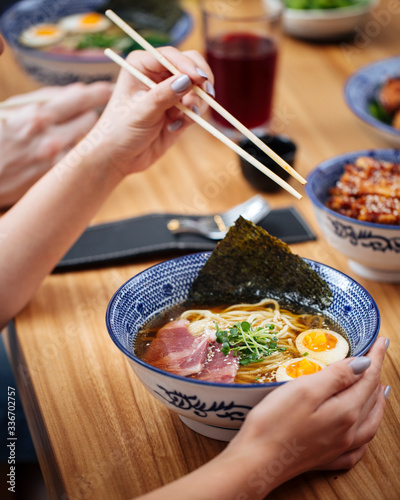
344 56 400 146
283 0 379 40
106 252 380 441
306 149 400 282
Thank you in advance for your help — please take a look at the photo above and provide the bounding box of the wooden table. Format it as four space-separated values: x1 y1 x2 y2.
2 1 400 498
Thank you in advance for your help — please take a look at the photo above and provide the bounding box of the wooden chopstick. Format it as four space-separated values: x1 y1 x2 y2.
105 9 306 186
0 95 49 109
104 49 302 200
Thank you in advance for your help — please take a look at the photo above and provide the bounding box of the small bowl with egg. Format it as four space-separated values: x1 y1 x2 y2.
0 0 193 85
106 252 380 442
306 149 400 283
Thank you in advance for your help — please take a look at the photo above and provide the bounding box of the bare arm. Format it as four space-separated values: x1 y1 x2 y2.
0 47 214 328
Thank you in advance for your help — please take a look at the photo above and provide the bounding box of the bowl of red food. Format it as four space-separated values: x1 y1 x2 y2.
106 245 380 441
344 57 400 146
306 149 400 282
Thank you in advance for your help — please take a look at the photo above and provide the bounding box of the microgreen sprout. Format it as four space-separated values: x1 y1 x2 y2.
215 321 286 366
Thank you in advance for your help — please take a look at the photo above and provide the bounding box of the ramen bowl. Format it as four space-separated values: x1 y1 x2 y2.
0 0 192 85
106 252 380 442
306 149 400 283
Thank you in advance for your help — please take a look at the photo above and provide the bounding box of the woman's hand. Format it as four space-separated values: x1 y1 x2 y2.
222 337 388 499
0 82 112 208
138 338 388 500
92 47 214 177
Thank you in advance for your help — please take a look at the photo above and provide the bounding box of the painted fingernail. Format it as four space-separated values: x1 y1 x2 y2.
349 357 371 374
196 67 208 79
168 119 183 132
385 338 390 350
205 81 215 98
192 105 201 116
384 385 391 400
171 74 191 93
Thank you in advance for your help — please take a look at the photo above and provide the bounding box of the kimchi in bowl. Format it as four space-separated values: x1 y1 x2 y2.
306 149 400 283
106 252 380 441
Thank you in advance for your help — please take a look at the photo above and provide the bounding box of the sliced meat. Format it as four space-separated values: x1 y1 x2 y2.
143 319 210 377
192 342 239 383
379 77 400 114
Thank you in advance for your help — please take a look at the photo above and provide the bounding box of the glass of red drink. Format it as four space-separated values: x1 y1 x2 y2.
202 0 283 136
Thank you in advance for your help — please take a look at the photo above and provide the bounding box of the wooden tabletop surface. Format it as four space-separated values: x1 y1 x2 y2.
2 1 400 499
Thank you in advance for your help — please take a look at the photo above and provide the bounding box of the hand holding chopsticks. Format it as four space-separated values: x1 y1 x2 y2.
105 48 302 199
104 9 304 199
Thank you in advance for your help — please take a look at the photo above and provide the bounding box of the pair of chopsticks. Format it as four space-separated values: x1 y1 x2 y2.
104 10 305 199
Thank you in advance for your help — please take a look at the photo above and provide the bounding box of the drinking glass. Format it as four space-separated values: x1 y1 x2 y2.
202 0 283 136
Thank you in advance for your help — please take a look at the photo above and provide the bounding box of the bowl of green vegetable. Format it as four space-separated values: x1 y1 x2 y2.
344 56 400 146
283 0 379 41
0 0 193 86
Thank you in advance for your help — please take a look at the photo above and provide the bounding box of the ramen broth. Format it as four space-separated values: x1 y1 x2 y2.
135 299 348 384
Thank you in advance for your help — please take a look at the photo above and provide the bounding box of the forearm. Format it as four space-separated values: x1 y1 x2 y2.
137 444 280 500
0 137 123 328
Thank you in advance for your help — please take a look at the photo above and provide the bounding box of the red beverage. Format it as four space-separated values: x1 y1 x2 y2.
206 33 278 130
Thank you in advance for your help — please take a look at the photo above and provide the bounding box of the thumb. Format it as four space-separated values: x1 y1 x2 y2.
138 74 192 123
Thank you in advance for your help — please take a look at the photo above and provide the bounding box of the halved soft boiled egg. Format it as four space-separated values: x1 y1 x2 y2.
20 24 65 47
295 329 349 365
59 13 111 33
276 357 326 382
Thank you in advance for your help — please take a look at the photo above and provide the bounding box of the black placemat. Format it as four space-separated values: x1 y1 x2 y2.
54 206 316 272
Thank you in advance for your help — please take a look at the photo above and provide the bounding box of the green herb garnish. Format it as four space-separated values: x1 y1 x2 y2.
215 321 286 365
368 98 393 125
284 0 367 9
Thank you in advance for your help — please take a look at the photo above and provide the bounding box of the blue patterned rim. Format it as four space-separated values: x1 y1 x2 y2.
344 56 400 139
0 0 193 64
105 252 380 389
306 148 400 231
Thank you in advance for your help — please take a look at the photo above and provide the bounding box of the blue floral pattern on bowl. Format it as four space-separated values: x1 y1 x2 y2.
344 56 400 145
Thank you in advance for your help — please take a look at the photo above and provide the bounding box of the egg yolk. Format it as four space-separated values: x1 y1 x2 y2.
34 26 59 36
286 358 322 378
303 330 337 352
80 13 103 26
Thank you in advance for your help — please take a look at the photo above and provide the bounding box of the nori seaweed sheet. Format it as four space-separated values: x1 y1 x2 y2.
188 217 333 311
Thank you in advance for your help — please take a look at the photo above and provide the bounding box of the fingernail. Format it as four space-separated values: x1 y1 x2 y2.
349 357 371 375
196 67 208 79
384 385 391 400
168 119 183 132
171 74 191 93
205 81 215 98
192 105 201 116
385 338 390 350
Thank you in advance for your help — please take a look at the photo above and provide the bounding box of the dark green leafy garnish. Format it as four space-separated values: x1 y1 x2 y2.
188 217 333 311
215 321 286 365
368 98 393 125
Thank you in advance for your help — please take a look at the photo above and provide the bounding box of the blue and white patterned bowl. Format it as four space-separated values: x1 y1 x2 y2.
344 57 400 146
106 252 380 441
306 149 400 283
0 0 193 86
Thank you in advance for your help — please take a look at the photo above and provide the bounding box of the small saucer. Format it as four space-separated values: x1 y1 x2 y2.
349 260 400 283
